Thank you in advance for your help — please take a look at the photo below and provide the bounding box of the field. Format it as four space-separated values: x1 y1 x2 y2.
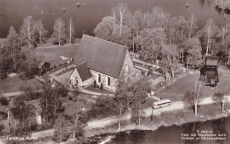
0 75 43 93
36 38 81 48
34 44 79 65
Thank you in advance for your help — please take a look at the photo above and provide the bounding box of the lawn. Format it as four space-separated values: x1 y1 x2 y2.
34 43 79 65
155 67 230 102
0 75 43 93
36 38 81 48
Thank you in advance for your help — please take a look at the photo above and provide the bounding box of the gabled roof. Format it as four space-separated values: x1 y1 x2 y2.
38 61 46 69
76 61 92 82
205 56 218 67
74 34 127 78
38 61 50 69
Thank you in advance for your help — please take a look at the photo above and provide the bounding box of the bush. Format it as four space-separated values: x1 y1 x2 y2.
0 97 9 106
94 80 96 88
0 71 7 80
100 83 103 90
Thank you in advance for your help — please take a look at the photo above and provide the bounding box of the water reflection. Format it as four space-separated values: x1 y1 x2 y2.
211 118 228 144
182 122 201 144
110 130 145 144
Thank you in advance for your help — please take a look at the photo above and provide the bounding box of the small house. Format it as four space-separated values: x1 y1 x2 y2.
201 56 219 86
38 61 50 75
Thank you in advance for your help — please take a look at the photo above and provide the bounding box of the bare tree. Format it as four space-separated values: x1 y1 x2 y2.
67 17 75 45
19 16 37 47
36 19 48 44
52 18 66 46
113 3 130 36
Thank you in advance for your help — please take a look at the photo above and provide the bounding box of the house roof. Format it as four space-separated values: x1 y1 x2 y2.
38 61 50 69
76 61 93 82
205 56 218 66
38 61 46 69
74 34 127 78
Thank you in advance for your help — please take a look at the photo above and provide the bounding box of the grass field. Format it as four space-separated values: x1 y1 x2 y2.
155 67 230 102
34 44 79 65
0 75 43 93
36 38 81 48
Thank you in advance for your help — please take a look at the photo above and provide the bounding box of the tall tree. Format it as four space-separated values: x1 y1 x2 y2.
52 18 66 46
19 16 37 47
186 37 203 69
112 3 131 36
66 17 75 45
187 14 198 41
198 19 219 56
138 28 166 61
7 26 19 48
161 44 179 78
35 19 48 44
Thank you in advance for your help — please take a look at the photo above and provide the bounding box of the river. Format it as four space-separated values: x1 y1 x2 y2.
0 0 230 38
91 116 229 144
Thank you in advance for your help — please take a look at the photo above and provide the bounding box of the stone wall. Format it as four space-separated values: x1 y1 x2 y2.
120 50 142 85
70 68 94 88
90 70 117 92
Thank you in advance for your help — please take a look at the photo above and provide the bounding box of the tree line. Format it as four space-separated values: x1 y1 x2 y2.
0 16 76 80
94 3 230 77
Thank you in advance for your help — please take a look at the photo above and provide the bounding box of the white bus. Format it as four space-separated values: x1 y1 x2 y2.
153 99 171 109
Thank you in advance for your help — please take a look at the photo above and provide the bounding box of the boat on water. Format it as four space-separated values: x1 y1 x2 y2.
76 2 80 7
41 11 43 15
186 2 189 7
0 13 2 16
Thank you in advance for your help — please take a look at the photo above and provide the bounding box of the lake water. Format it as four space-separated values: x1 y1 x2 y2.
1 0 230 38
98 116 230 144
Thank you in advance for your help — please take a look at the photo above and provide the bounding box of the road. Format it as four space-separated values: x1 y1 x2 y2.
3 96 218 139
85 97 216 129
1 90 43 98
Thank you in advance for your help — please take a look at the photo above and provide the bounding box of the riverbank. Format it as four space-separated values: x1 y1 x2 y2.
84 102 229 138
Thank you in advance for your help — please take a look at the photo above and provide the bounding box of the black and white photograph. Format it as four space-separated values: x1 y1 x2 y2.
0 0 230 143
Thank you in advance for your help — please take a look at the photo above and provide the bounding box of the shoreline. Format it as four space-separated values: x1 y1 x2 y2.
84 106 229 138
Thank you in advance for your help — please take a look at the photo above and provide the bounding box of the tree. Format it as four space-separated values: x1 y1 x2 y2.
52 18 66 46
186 37 203 69
19 16 37 47
183 79 201 116
0 97 9 106
129 83 150 126
66 17 75 45
138 28 166 61
53 114 71 143
11 95 35 133
35 19 47 44
7 26 19 48
161 44 179 78
40 81 66 124
112 3 131 36
198 19 219 56
187 14 198 41
212 92 224 104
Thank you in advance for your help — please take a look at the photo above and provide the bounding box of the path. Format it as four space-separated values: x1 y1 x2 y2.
1 90 43 98
85 97 216 129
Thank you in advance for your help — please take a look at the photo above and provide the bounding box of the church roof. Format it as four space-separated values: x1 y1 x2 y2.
74 34 127 78
75 61 92 82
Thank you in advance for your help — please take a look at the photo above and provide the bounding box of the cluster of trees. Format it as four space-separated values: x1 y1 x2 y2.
52 17 75 46
94 3 230 77
10 15 75 48
18 16 48 48
39 81 68 125
0 26 39 80
87 80 151 130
